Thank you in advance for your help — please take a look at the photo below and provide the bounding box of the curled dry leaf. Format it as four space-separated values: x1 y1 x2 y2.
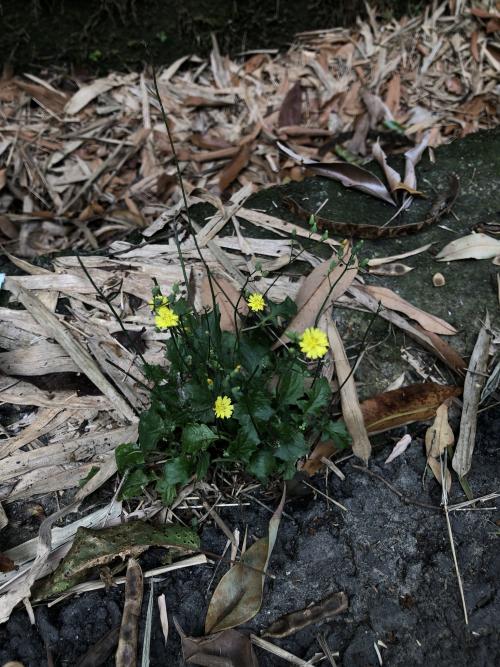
272 248 358 349
176 622 259 667
404 132 430 190
361 285 457 335
385 433 412 464
425 403 454 458
277 141 395 205
76 626 120 667
372 140 402 192
361 382 462 435
436 233 500 261
303 383 462 476
306 161 395 205
204 488 285 634
116 558 143 667
262 591 348 639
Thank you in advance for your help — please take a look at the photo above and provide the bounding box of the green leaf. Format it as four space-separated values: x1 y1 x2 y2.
162 457 192 486
237 338 270 375
322 420 351 449
268 297 297 325
276 362 306 405
247 449 276 482
226 431 257 462
274 425 308 461
156 479 177 506
301 377 331 418
138 408 165 452
121 468 151 500
233 412 260 446
115 442 145 473
195 451 211 479
182 423 218 453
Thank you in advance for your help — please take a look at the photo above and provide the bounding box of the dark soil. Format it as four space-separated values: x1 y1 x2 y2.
2 0 418 74
1 409 499 667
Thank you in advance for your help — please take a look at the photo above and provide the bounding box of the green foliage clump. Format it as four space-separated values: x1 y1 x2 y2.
116 284 350 505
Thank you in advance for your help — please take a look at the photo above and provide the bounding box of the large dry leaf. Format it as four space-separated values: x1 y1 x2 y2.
361 382 462 434
306 161 395 205
348 285 465 373
277 81 302 128
436 233 500 261
272 248 358 348
177 625 259 667
204 488 285 634
361 285 457 335
305 385 461 472
277 142 395 205
452 317 491 478
326 316 371 463
34 522 199 601
425 404 454 458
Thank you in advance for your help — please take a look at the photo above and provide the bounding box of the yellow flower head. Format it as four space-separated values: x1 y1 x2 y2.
155 305 179 329
299 327 329 360
207 377 214 386
247 292 265 313
214 395 234 419
149 295 169 311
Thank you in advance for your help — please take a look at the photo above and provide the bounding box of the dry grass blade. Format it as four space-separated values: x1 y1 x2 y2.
452 315 492 478
116 558 144 667
273 249 357 349
4 281 137 423
325 317 371 463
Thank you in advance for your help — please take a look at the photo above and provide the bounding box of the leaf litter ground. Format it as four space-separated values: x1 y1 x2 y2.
1 1 500 665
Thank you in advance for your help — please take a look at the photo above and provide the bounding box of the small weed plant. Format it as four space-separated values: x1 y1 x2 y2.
115 71 355 504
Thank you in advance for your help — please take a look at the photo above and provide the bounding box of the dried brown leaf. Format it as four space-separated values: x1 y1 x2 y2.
425 404 454 458
177 625 259 667
219 145 252 192
278 81 302 128
361 383 462 434
362 285 457 335
272 248 358 348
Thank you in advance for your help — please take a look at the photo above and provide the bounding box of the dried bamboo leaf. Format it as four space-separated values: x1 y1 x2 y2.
425 404 454 458
5 283 136 423
325 317 371 463
273 249 358 348
452 316 492 478
362 285 457 335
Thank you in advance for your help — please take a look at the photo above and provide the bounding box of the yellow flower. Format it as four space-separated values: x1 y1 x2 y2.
207 378 214 386
155 306 179 329
149 295 169 311
247 292 265 312
299 327 329 360
214 395 234 419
